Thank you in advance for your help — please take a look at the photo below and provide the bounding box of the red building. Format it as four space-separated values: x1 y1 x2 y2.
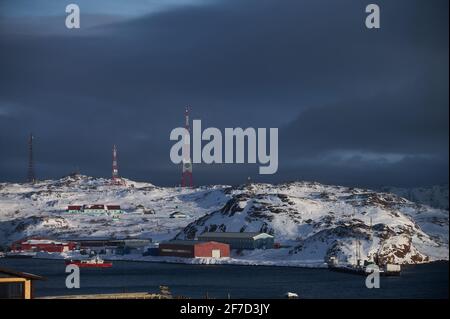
67 205 82 213
12 238 77 253
158 240 230 258
67 204 122 214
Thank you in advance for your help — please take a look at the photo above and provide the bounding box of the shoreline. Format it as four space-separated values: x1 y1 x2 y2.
30 254 329 269
7 253 448 270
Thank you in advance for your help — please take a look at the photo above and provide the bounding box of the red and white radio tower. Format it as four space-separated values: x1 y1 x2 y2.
181 105 193 187
27 133 36 183
111 144 125 185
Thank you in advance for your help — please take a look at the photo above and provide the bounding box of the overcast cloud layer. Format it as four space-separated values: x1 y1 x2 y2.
0 0 448 187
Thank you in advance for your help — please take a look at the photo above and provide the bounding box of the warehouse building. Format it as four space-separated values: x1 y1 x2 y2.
66 204 122 214
197 232 274 250
158 240 230 258
106 205 122 214
65 237 151 255
12 238 77 253
67 205 82 213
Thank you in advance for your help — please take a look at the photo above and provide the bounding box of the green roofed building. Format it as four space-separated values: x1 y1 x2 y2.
197 232 274 250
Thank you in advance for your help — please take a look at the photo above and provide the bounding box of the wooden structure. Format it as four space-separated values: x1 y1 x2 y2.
0 267 45 299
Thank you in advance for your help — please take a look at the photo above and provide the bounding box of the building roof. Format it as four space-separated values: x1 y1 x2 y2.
160 240 203 246
160 240 228 247
68 205 121 210
22 239 70 245
86 204 105 209
62 236 152 243
0 267 46 281
13 237 74 247
198 232 274 239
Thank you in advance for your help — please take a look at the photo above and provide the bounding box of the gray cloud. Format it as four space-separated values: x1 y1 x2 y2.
0 0 448 187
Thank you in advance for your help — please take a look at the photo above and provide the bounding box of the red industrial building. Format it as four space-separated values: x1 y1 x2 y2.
12 238 77 253
158 240 230 258
67 205 82 213
67 204 122 214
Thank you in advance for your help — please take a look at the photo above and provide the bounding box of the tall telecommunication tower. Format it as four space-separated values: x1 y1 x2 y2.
181 106 193 187
111 144 125 185
27 133 36 183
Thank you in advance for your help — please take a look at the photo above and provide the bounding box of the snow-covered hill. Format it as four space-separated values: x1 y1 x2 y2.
0 175 448 266
381 185 449 211
176 182 449 265
0 174 230 245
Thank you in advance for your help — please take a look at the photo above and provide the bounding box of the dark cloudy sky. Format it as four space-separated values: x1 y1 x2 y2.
0 0 448 187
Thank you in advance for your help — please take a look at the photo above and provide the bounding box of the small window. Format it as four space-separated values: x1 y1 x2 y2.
0 282 24 299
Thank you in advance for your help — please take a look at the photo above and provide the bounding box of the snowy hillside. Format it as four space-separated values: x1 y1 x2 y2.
176 182 449 265
0 175 230 245
381 185 449 211
0 175 448 266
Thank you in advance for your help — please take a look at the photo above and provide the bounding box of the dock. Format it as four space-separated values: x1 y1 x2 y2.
39 292 172 299
38 285 181 299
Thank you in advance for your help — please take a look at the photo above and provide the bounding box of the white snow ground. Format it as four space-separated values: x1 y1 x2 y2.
0 175 448 267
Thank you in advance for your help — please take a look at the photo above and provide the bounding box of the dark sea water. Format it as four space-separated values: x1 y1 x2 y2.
0 258 448 299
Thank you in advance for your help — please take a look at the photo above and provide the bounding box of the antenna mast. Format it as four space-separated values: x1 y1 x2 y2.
111 145 124 185
181 105 193 187
27 133 36 183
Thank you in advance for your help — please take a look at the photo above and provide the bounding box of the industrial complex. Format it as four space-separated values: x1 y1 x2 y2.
67 204 122 214
198 232 275 250
158 240 230 258
7 231 275 260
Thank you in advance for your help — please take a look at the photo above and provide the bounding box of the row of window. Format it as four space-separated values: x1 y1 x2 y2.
160 248 191 254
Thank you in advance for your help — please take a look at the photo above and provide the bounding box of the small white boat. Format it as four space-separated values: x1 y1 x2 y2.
284 292 299 299
383 263 401 276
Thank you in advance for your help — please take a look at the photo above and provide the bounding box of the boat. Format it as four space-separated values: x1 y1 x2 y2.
328 262 400 276
284 292 299 299
382 263 401 276
329 264 381 276
327 239 401 276
65 255 112 268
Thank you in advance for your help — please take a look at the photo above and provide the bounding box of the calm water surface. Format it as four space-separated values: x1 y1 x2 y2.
0 258 447 299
